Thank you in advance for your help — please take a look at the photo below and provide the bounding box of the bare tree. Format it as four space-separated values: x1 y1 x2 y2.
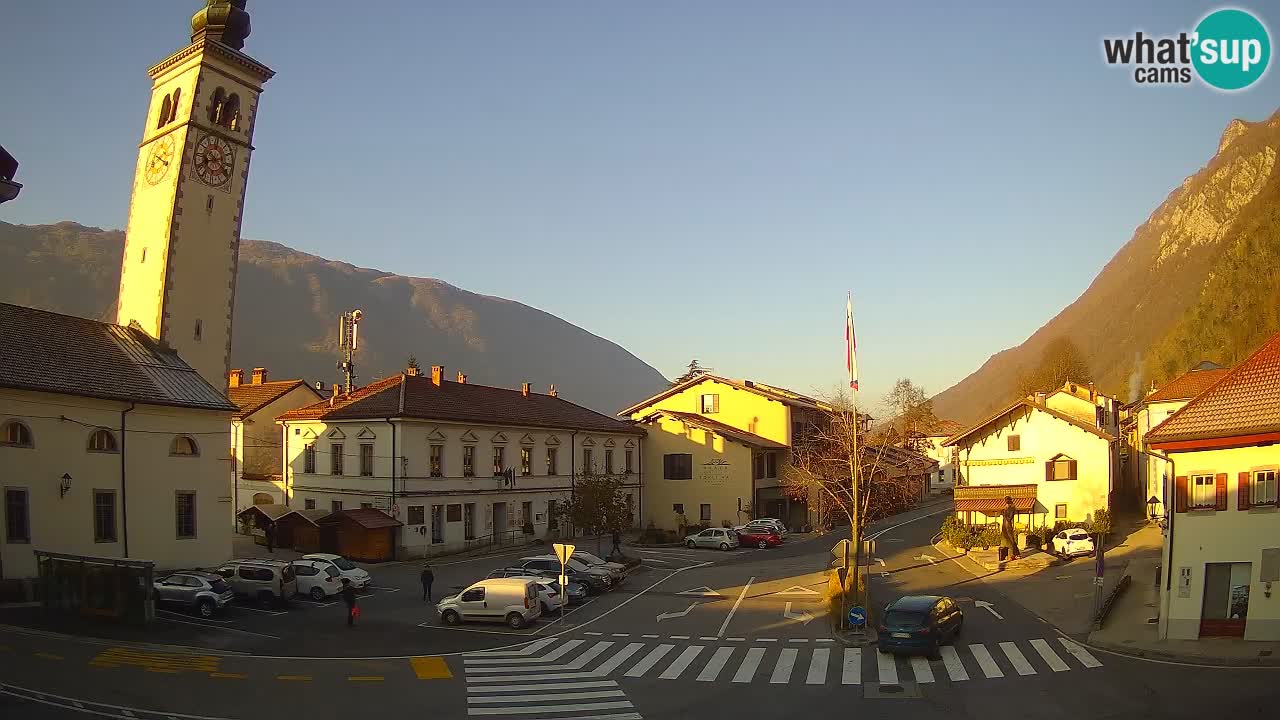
1016 336 1092 397
882 378 938 452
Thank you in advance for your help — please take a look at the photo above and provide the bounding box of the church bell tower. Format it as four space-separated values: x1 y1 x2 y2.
116 0 273 390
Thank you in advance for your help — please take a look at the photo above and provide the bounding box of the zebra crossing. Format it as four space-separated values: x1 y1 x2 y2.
463 637 642 719
463 634 1103 705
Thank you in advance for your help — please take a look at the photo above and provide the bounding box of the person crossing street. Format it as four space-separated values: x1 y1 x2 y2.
342 578 358 627
420 563 435 602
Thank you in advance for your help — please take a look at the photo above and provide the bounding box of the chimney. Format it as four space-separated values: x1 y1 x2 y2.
431 365 444 386
1034 391 1047 405
405 365 420 377
456 371 467 384
522 382 531 398
251 367 267 385
228 369 244 388
548 384 557 398
330 383 339 406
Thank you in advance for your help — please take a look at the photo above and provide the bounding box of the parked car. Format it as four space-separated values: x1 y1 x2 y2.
289 559 343 600
214 559 297 607
483 569 563 613
1052 528 1096 558
489 567 589 604
571 550 628 577
734 518 787 538
686 527 740 551
516 556 613 593
878 595 963 659
301 553 371 590
153 571 235 618
735 526 783 549
437 578 541 629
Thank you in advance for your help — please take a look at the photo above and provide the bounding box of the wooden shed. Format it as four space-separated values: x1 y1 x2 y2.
318 509 402 562
273 509 332 553
236 504 292 545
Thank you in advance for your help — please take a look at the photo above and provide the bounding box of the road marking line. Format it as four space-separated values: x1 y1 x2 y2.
348 676 384 682
815 638 834 643
276 675 311 681
410 656 453 679
468 671 597 683
909 656 935 683
670 635 690 640
732 647 766 683
208 672 247 679
1057 638 1103 668
467 689 627 704
726 637 745 642
756 638 777 643
716 576 755 638
466 701 636 715
539 639 585 662
999 642 1036 676
659 646 704 680
876 650 898 684
593 643 644 676
470 680 618 693
940 646 968 681
465 637 558 657
968 644 1004 678
611 633 630 638
35 653 63 661
640 634 658 639
769 648 798 684
806 648 830 685
698 636 718 641
565 641 614 670
696 647 736 682
624 644 674 678
584 632 603 636
841 647 861 684
1030 639 1069 672
788 639 810 643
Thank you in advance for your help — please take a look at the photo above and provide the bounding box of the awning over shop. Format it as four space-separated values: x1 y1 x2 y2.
953 484 1037 514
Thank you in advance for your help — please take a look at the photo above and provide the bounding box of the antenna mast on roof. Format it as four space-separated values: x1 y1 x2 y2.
337 309 363 394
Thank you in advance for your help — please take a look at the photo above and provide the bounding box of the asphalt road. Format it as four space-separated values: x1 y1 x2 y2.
3 502 1278 719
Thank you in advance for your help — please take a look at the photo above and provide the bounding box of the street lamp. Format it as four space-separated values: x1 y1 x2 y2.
1146 495 1162 521
59 473 72 499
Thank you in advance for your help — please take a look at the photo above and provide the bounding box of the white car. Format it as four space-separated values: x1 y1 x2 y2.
437 578 541 629
1053 528 1095 557
504 575 565 614
289 559 344 601
301 553 371 590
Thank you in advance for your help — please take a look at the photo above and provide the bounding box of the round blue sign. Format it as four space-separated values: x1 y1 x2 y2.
848 605 867 627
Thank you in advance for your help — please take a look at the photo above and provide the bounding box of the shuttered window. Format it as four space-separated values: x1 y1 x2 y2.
663 453 693 480
1190 474 1216 509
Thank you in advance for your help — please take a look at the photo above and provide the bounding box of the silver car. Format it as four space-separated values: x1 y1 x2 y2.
685 527 740 551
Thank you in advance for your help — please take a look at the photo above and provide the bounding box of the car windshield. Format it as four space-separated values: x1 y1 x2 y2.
209 579 231 593
331 557 356 571
575 552 605 564
884 610 927 628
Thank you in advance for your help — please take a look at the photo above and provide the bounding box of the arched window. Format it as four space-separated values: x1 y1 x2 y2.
170 435 200 457
88 429 118 453
208 88 226 124
222 93 241 131
2 420 33 448
157 94 172 130
252 493 274 506
168 87 181 124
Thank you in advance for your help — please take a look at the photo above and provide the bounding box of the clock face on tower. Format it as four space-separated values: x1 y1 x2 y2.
192 134 235 188
144 135 176 185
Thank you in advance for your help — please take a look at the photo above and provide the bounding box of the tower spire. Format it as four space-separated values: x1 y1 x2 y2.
191 0 252 50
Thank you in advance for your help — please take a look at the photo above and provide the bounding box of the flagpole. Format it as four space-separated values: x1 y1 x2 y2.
845 293 862 619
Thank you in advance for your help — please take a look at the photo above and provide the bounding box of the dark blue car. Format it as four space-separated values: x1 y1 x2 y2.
877 595 964 658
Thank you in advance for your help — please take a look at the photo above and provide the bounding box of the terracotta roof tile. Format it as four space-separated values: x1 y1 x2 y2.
924 419 967 438
619 374 830 416
0 302 235 411
227 380 317 420
646 410 789 449
1148 332 1280 444
278 374 642 435
953 484 1037 514
944 399 1114 447
1143 368 1232 404
324 508 402 529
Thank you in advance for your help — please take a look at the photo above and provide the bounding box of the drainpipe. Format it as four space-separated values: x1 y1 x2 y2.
232 422 239 524
282 422 289 507
1147 448 1175 639
120 403 136 557
386 417 397 560
570 430 578 538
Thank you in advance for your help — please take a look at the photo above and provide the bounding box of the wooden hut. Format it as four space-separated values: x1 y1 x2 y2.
236 504 291 545
273 509 332 552
318 509 402 562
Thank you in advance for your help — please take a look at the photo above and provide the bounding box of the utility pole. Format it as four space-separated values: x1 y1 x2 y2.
338 309 363 394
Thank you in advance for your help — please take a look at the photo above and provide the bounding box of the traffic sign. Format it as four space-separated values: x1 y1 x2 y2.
848 605 867 627
553 543 575 565
559 574 569 588
831 539 851 559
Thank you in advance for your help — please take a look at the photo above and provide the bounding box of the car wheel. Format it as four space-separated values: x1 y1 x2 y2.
309 586 326 601
758 540 768 549
719 542 730 551
441 610 462 626
506 612 526 630
197 599 215 618
687 540 697 549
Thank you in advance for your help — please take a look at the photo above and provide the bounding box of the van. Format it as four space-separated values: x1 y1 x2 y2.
215 559 298 607
437 578 541 629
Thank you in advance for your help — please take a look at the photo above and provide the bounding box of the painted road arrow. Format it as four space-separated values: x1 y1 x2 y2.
913 554 938 565
772 585 822 597
676 586 724 598
875 558 886 567
782 602 814 624
656 602 701 622
974 600 1004 620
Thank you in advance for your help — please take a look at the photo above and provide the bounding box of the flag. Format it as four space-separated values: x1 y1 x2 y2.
846 293 859 391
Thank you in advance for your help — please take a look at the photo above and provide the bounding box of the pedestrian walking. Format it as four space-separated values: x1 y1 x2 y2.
420 563 435 602
342 578 358 627
610 530 621 557
264 522 275 554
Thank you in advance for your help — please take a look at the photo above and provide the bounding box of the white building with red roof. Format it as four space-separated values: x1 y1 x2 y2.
1148 333 1280 641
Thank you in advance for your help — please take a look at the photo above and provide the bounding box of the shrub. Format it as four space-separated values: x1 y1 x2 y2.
1088 509 1112 537
976 524 1002 549
940 516 976 551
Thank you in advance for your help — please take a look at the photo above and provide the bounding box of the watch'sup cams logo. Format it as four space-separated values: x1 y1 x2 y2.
1102 8 1271 91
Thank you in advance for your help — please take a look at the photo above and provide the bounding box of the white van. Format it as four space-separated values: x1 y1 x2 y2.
437 578 541 629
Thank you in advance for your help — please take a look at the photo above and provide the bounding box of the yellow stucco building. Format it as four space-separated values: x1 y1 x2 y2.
621 375 830 531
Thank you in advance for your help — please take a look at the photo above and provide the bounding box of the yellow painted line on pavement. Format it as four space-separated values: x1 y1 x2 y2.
91 647 220 674
209 672 247 680
277 675 312 682
145 667 179 674
410 656 453 679
35 652 63 660
347 676 385 682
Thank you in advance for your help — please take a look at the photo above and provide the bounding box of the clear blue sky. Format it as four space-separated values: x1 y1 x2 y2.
2 1 1276 415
